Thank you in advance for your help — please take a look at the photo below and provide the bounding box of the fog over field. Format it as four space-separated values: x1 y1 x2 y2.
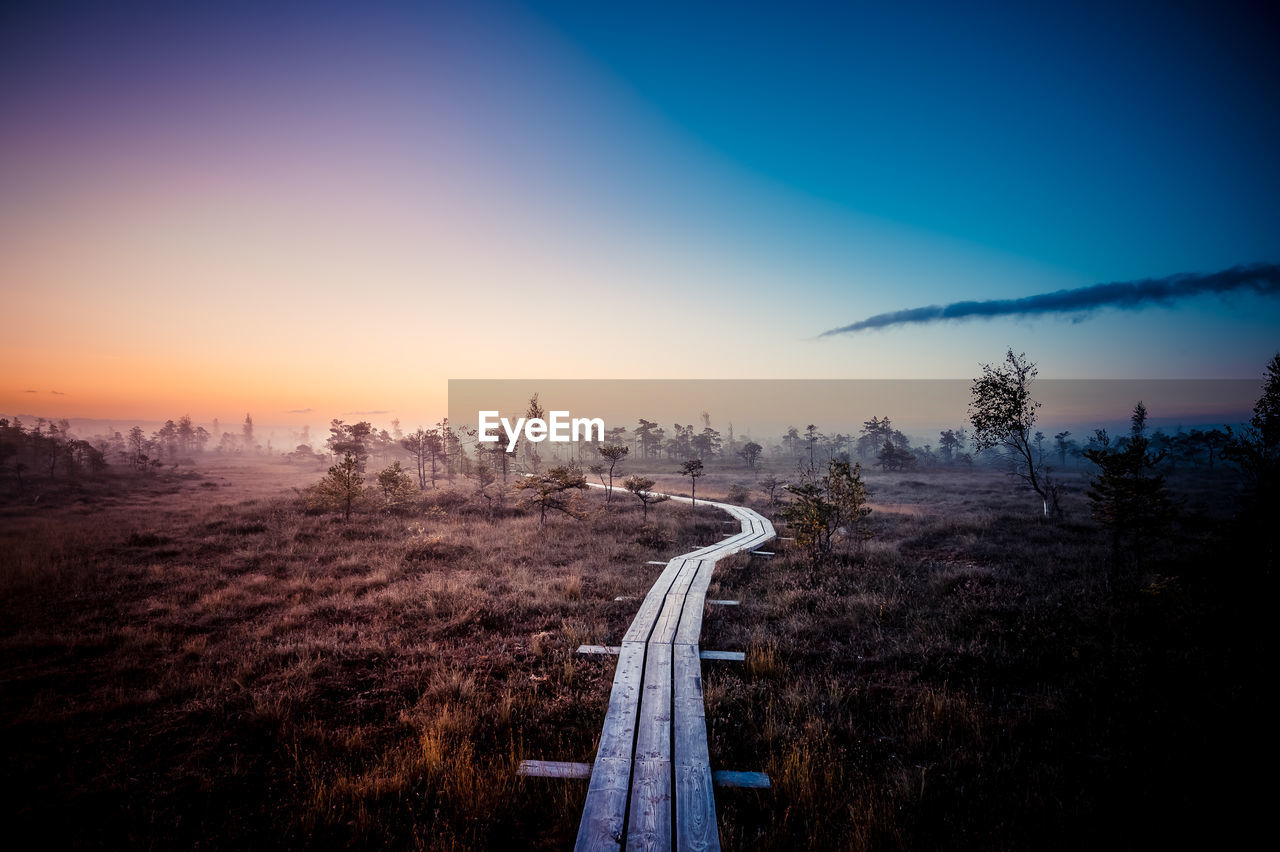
2 1 1277 849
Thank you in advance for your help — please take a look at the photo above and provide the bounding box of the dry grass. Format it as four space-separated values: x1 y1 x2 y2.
704 466 1268 850
0 458 1267 849
0 458 723 849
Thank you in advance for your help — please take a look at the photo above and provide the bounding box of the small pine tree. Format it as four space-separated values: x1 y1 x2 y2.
1083 402 1172 583
309 452 365 519
514 463 588 524
679 458 704 507
376 461 417 512
623 475 670 522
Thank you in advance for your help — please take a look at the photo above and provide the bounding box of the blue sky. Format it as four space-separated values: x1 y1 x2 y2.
1 0 1277 425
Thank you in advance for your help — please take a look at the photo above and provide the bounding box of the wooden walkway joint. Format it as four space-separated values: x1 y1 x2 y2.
575 486 776 851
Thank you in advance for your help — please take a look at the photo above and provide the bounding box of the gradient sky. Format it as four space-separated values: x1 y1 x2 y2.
2 0 1277 430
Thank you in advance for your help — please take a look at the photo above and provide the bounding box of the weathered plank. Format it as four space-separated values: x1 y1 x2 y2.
574 483 775 852
711 770 771 789
628 642 674 850
578 645 622 655
673 639 716 852
520 760 592 779
698 650 745 662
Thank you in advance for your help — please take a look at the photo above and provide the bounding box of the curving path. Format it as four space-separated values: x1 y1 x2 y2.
576 484 775 851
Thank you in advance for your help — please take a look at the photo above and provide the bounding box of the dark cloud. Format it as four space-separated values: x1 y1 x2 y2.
51 390 65 395
23 389 37 393
820 263 1280 337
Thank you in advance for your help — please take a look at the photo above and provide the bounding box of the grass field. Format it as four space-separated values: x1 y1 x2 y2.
0 457 1268 849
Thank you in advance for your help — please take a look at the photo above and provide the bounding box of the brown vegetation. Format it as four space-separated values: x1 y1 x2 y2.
0 458 1268 849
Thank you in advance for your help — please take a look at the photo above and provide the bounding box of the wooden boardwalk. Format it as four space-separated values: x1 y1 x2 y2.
576 487 775 851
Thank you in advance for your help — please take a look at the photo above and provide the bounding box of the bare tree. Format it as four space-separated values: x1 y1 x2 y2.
758 474 785 507
969 349 1056 516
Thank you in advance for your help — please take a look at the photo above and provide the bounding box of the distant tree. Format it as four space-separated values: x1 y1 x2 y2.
680 458 705 507
404 426 447 489
877 438 916 472
597 444 629 503
623 474 670 522
738 440 763 470
172 414 192 454
1187 427 1227 469
242 413 255 453
969 349 1056 516
327 419 374 471
634 419 658 459
757 474 785 507
1033 430 1048 466
938 428 966 464
66 439 106 475
127 426 148 470
514 463 588 524
400 428 432 489
523 393 545 472
783 426 801 459
857 417 894 460
691 426 722 460
1054 431 1075 467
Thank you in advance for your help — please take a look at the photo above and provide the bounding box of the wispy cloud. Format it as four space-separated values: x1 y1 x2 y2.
285 408 314 414
820 263 1280 336
23 389 37 393
344 410 390 415
51 390 65 395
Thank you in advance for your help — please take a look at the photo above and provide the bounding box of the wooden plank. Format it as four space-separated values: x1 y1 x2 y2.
647 560 668 565
573 478 777 851
577 645 622 655
712 771 771 789
673 642 717 849
576 757 631 850
675 762 718 850
706 600 739 606
627 759 673 850
698 650 744 662
520 760 592 779
673 563 714 646
595 642 646 760
628 642 673 850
